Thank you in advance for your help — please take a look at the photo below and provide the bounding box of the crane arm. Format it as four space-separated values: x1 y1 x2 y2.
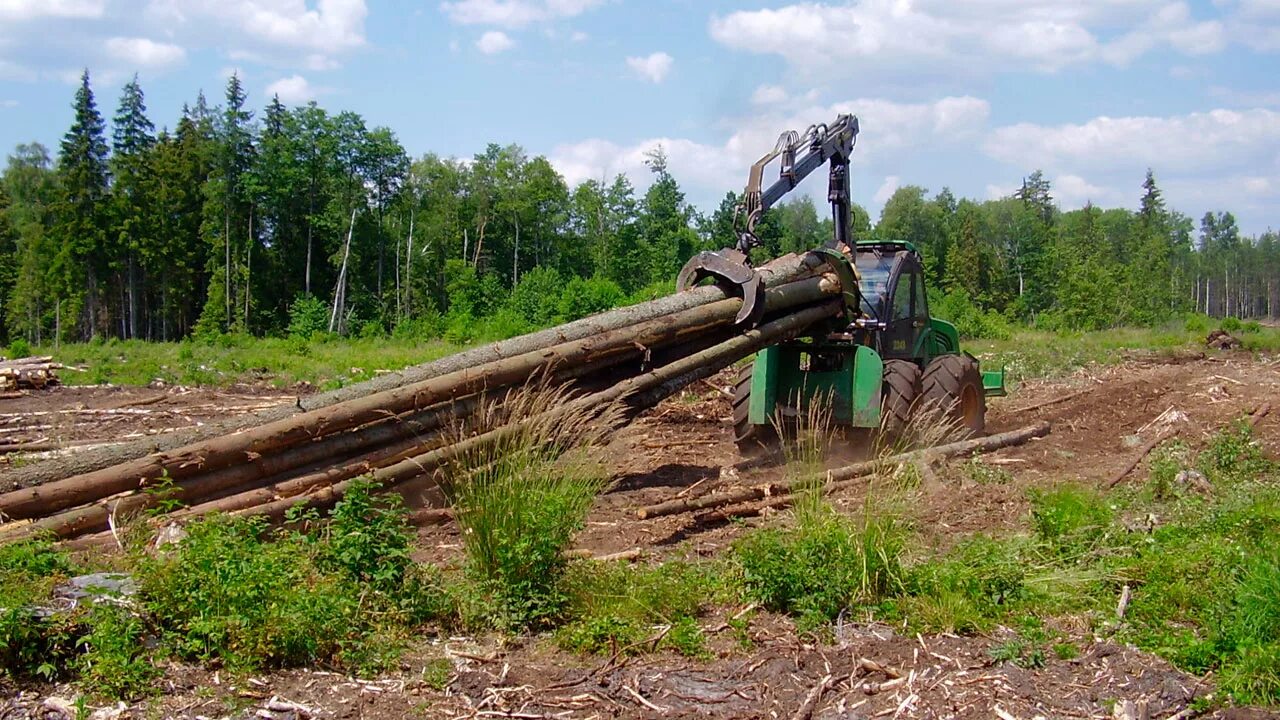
737 114 860 253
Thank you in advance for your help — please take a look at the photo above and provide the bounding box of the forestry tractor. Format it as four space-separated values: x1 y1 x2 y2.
676 114 1005 454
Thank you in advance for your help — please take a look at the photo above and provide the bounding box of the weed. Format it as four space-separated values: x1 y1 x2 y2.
1053 642 1079 660
663 617 710 659
0 540 79 679
421 657 454 691
1148 440 1189 499
965 458 1013 485
1199 421 1269 485
1028 484 1114 558
734 502 907 632
440 382 622 630
135 515 359 671
320 478 414 591
76 605 157 700
557 560 713 656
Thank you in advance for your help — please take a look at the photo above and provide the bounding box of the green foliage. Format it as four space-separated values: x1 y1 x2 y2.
6 337 30 358
557 560 713 656
1028 484 1114 558
441 387 615 630
320 478 413 590
76 605 158 700
135 515 359 670
1221 316 1242 332
287 294 330 339
1199 421 1270 484
734 506 907 631
931 289 1011 340
0 540 79 680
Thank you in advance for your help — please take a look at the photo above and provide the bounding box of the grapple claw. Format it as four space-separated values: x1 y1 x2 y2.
676 249 766 328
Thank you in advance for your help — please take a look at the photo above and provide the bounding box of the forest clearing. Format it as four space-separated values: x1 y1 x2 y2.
2 324 1279 720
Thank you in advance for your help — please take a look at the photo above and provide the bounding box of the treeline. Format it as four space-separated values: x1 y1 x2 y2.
0 71 1276 346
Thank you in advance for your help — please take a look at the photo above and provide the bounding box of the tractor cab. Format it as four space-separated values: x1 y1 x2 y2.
852 240 952 362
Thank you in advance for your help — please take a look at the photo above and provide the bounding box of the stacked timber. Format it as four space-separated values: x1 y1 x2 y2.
0 252 847 546
0 356 66 391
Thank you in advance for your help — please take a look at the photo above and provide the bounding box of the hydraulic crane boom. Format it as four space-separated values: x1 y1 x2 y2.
737 114 860 253
676 113 859 328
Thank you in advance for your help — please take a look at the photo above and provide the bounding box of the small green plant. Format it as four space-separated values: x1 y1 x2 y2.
557 560 713 655
965 459 1013 485
1053 641 1079 660
1148 440 1189 499
664 616 710 659
6 338 31 358
734 502 907 631
1029 484 1113 558
287 294 331 339
1199 421 1269 484
1220 316 1242 333
421 657 454 691
77 605 158 700
440 382 622 630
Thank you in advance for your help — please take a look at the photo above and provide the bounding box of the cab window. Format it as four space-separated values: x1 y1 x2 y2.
912 270 928 319
891 273 913 321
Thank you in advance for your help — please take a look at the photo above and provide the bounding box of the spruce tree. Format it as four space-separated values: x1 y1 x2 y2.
55 70 110 340
110 75 156 338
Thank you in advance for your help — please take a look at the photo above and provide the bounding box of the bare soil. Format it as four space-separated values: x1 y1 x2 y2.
4 348 1280 719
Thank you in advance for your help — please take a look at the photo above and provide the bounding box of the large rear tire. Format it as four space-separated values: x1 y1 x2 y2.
732 362 777 455
920 354 986 438
880 359 921 440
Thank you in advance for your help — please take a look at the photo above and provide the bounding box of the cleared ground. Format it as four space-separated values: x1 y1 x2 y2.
2 345 1278 719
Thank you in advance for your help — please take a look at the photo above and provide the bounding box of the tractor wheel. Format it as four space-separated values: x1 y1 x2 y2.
881 359 921 440
732 362 777 455
920 354 986 438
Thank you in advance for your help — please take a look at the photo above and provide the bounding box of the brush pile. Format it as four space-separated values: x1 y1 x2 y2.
0 356 67 392
0 252 848 547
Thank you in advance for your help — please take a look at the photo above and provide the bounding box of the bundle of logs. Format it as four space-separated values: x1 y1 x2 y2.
0 252 849 548
0 356 68 392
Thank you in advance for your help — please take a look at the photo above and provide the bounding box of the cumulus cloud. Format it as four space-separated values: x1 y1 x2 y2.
476 30 514 53
983 108 1280 175
0 0 104 21
983 107 1280 227
549 95 991 210
105 36 186 69
708 0 1228 76
626 52 673 83
751 84 788 105
872 176 900 206
440 0 604 28
266 73 317 103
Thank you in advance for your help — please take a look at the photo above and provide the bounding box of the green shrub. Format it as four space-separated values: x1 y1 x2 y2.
930 289 1011 340
0 541 80 680
77 605 157 700
559 276 626 322
1242 320 1262 334
1199 421 1269 484
136 516 359 670
286 294 330 339
1221 316 1242 333
1184 313 1211 334
735 508 906 631
321 479 414 590
6 338 31 359
506 266 563 328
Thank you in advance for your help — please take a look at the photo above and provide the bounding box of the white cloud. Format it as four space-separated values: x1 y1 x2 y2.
266 73 317 103
0 99 18 108
983 108 1280 175
626 51 673 83
571 30 588 42
440 0 603 28
550 95 991 210
872 176 900 206
709 1 1228 76
143 0 367 67
1052 174 1115 207
476 30 514 54
105 37 187 69
751 84 789 105
0 0 104 20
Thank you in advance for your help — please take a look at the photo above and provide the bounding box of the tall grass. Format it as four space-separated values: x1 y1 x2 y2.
438 379 624 629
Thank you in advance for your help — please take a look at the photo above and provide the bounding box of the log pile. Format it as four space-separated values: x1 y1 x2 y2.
0 252 847 545
0 356 66 391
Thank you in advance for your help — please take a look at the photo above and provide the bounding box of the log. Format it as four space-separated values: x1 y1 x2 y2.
6 252 822 491
212 300 845 526
1105 428 1179 489
0 273 836 521
61 299 842 548
1248 402 1271 428
635 422 1053 519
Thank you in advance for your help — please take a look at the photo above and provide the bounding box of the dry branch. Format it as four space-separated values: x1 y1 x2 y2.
1105 428 1179 489
636 422 1052 520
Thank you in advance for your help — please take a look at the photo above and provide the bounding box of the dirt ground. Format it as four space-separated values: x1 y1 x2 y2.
3 348 1279 719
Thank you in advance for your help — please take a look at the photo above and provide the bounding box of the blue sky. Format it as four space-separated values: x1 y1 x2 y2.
1 0 1278 234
